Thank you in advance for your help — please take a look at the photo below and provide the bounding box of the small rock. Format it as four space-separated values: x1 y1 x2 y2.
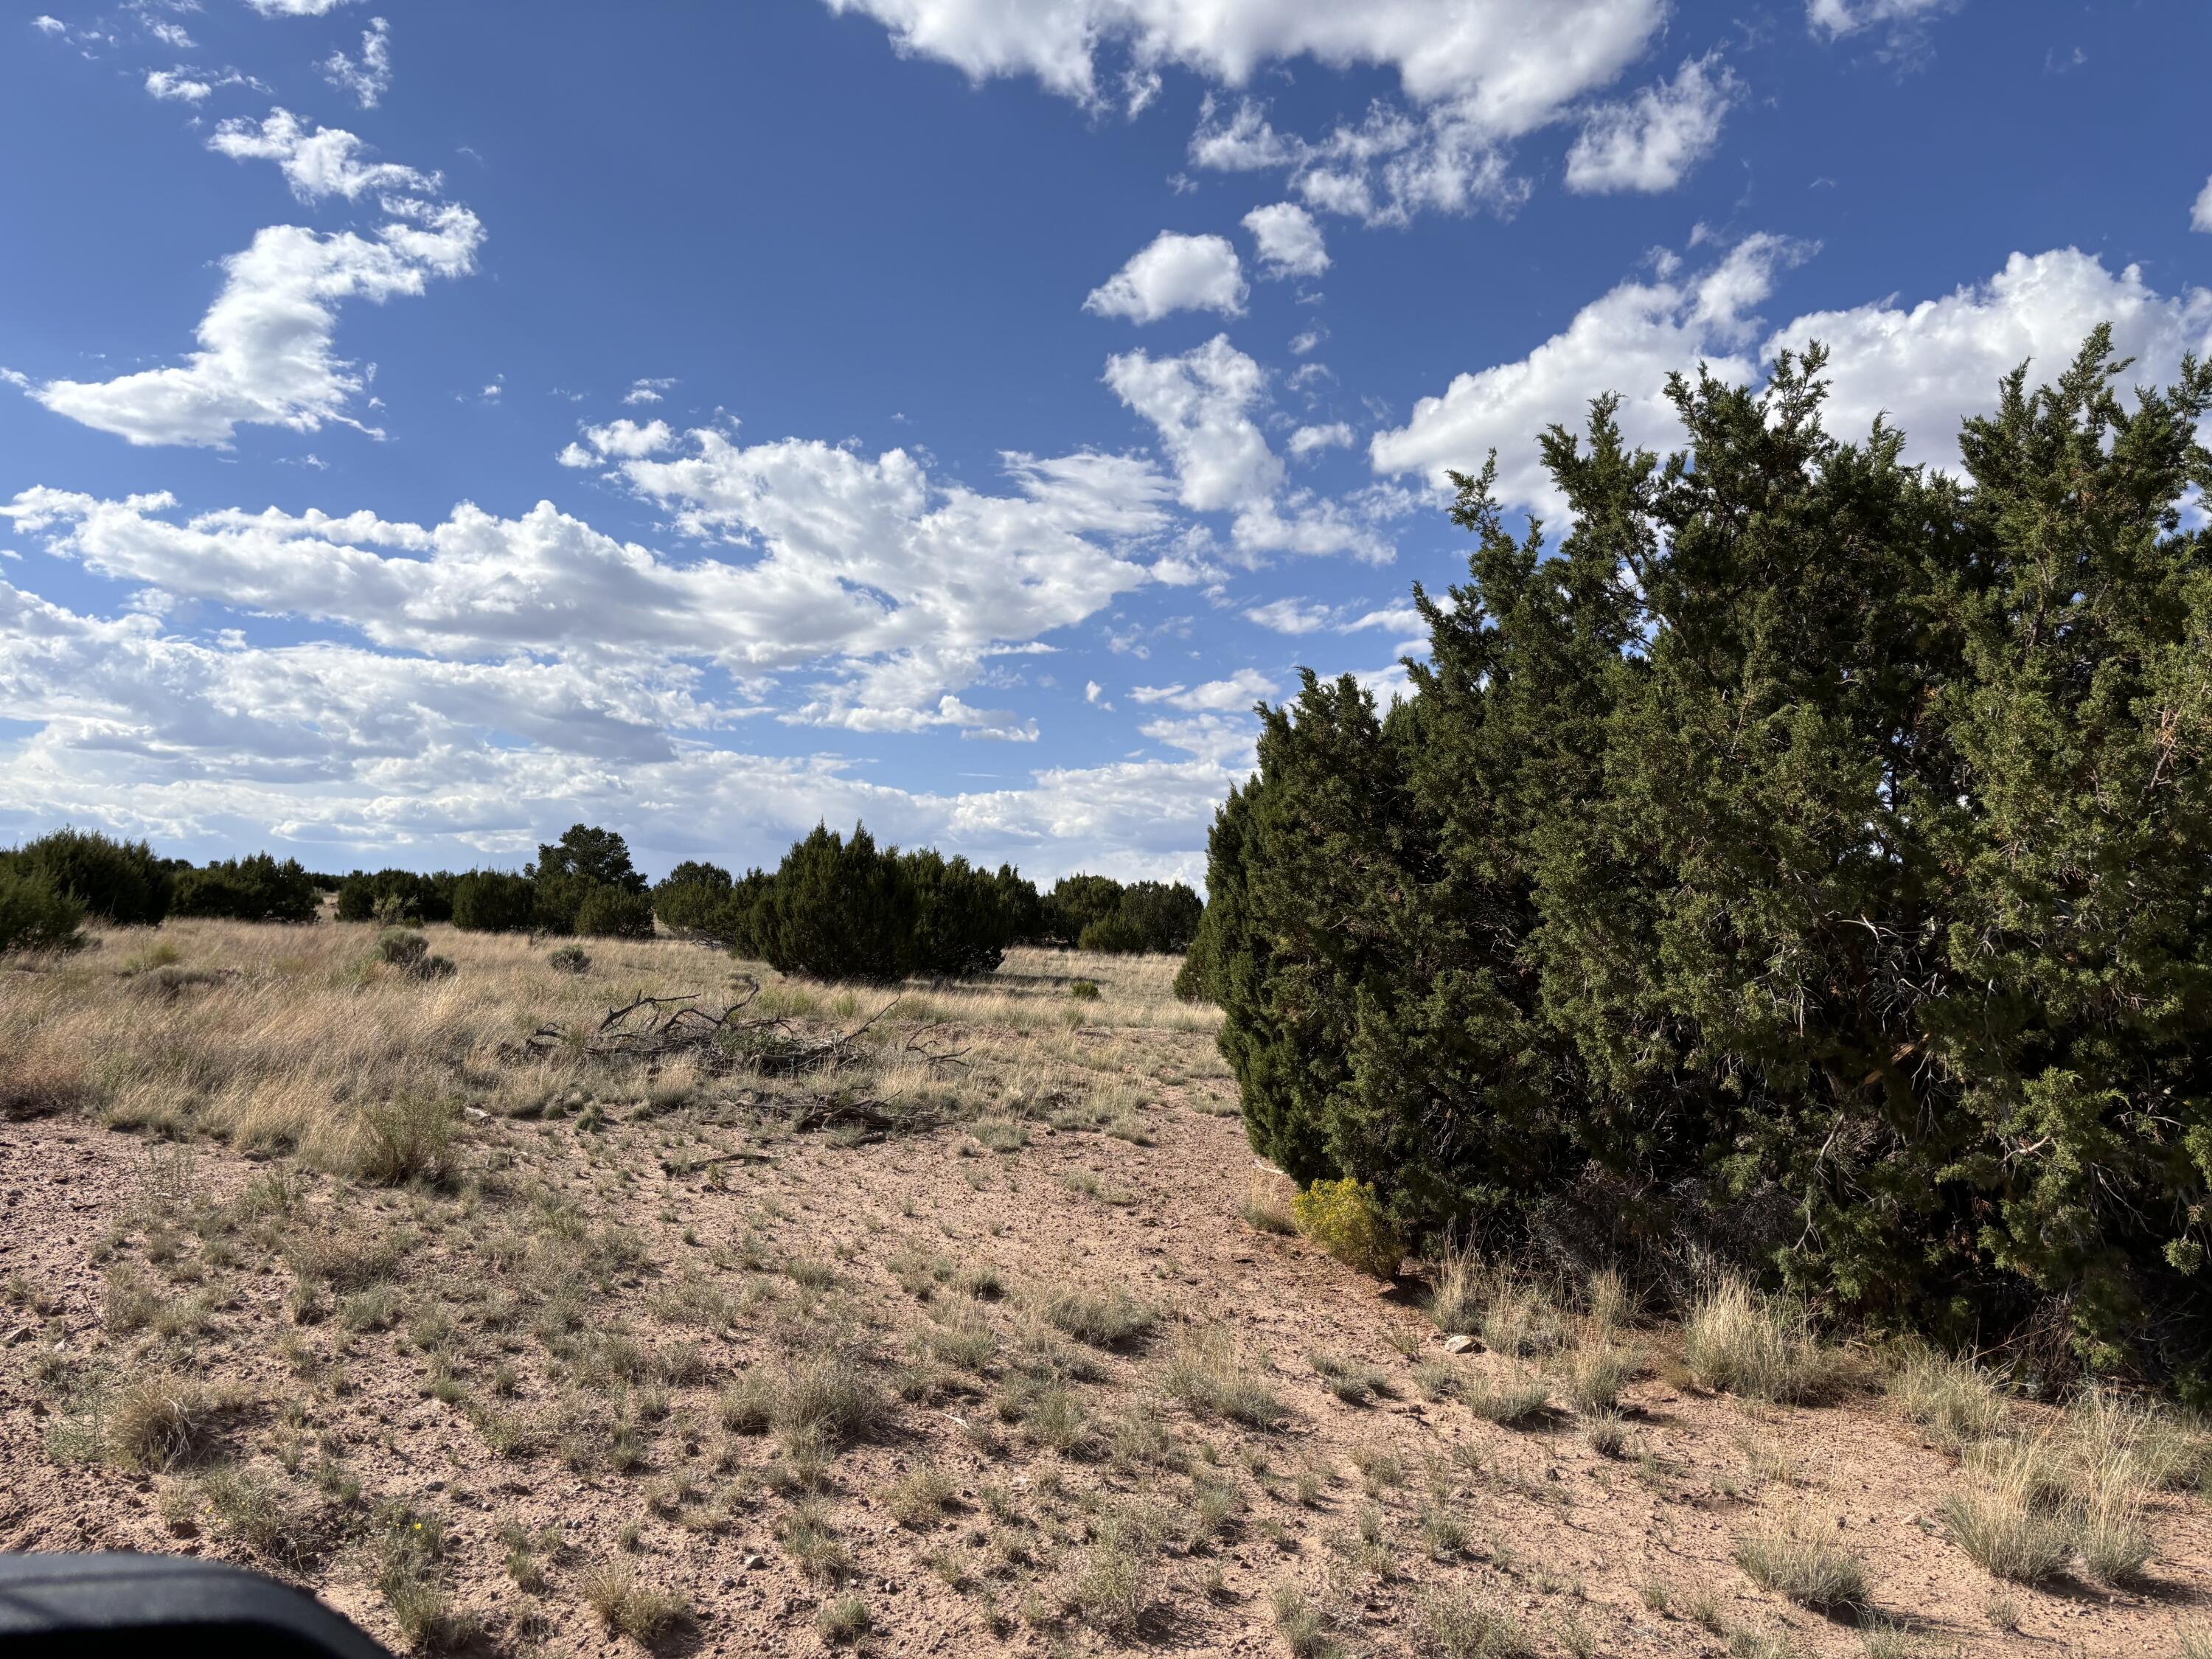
1441 1335 1476 1354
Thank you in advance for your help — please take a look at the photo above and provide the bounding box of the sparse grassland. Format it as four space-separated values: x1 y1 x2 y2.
2 918 2208 1657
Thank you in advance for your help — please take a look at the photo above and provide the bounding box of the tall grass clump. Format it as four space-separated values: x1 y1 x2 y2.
1683 1280 1841 1405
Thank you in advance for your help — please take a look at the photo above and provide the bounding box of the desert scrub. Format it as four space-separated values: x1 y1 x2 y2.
579 1559 688 1641
108 1375 220 1470
1164 1326 1286 1429
1043 1286 1156 1348
1887 1347 2008 1451
1416 1585 1535 1658
547 944 591 974
1733 1518 1871 1612
887 1459 957 1528
1943 1439 2078 1584
1683 1279 1842 1404
1272 1584 1334 1658
349 1093 459 1186
816 1594 871 1644
1293 1178 1402 1279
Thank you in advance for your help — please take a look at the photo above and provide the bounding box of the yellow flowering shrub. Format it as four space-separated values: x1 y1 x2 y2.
1292 1178 1403 1279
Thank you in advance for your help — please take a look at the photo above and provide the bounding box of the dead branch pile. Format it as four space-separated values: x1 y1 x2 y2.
522 981 967 1079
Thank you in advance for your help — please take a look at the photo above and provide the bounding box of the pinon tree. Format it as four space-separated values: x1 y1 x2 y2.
528 824 648 935
1208 333 2212 1388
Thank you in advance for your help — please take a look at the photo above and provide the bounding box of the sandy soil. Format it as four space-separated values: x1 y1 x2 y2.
3 946 2208 1659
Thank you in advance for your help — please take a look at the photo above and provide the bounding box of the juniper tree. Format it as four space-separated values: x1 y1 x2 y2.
1209 333 2212 1388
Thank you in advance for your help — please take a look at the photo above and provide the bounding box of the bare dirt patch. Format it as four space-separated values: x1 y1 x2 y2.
3 923 2208 1655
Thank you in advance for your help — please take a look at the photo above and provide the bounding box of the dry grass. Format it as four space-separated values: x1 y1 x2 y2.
10 913 2211 1659
1683 1279 1844 1405
0 922 1222 1170
1733 1517 1872 1612
1888 1348 2009 1451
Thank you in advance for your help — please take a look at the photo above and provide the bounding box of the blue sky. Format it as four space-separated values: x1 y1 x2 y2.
3 0 2208 885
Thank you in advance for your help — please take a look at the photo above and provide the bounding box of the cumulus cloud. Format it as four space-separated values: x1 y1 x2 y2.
573 418 674 459
1375 240 2212 517
2193 176 2212 233
21 202 482 448
1287 422 1352 456
832 1 1669 224
1130 668 1277 711
243 0 355 15
0 572 1228 881
625 377 677 406
1084 232 1248 323
208 108 436 200
821 0 1663 125
145 67 214 100
1190 94 1525 226
1107 335 1390 560
1764 249 2212 473
1106 335 1281 514
321 15 392 108
1244 596 1333 633
1371 234 1811 515
32 15 66 32
1565 52 1739 195
1242 201 1328 279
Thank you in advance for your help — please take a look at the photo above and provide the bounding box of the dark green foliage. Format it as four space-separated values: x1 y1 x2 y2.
745 824 918 982
336 869 456 925
2 828 172 925
575 885 656 939
0 865 87 953
1211 333 2212 1388
528 824 647 935
907 850 1017 978
1051 874 1205 953
1043 874 1124 944
652 860 733 935
170 854 319 923
450 870 536 933
990 863 1048 946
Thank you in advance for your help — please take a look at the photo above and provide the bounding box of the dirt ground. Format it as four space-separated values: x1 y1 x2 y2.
1 927 2207 1658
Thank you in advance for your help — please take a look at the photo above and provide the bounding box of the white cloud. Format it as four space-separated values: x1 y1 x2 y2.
625 377 678 406
0 572 1230 883
243 0 355 15
1289 327 1324 355
2193 176 2212 234
1245 596 1333 633
32 13 66 31
208 108 436 200
145 67 213 100
1190 94 1524 226
21 202 483 448
1806 0 1955 37
1106 335 1280 514
1345 603 1422 634
7 439 1172 682
1140 712 1258 765
1287 422 1352 456
1129 668 1276 711
1242 201 1328 279
1376 240 2212 518
1371 234 1810 515
574 418 674 459
821 0 1664 128
1107 335 1390 560
1763 248 2212 475
1565 52 1739 195
321 15 392 109
1084 232 1248 323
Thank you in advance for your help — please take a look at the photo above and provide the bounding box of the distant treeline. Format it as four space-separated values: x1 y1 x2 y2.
1 821 1203 981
